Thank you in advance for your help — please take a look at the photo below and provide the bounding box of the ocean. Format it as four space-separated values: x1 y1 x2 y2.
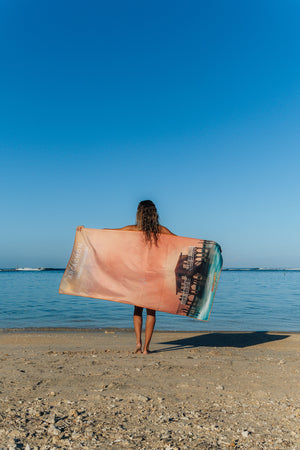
0 269 299 331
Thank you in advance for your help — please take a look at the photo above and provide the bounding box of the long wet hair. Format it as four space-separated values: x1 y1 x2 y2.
136 200 160 245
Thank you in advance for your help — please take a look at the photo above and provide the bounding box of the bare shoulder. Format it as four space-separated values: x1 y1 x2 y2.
118 225 138 231
102 225 138 231
104 225 175 234
159 225 176 236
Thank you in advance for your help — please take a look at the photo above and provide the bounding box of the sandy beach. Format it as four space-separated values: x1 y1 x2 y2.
0 329 299 449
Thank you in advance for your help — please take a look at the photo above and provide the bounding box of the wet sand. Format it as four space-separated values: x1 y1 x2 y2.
0 329 299 449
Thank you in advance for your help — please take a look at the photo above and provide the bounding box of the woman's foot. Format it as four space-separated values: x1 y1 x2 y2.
143 347 151 355
134 343 142 354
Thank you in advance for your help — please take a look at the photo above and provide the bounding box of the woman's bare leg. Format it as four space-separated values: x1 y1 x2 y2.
133 306 143 353
143 309 156 354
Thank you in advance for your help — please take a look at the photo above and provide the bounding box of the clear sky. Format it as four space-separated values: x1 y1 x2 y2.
0 0 299 268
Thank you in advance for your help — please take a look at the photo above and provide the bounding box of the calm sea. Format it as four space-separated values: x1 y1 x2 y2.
0 269 299 331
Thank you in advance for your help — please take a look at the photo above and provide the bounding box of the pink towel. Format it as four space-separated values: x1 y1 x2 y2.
59 227 222 321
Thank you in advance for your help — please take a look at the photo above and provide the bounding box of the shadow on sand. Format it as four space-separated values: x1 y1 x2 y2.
156 331 290 352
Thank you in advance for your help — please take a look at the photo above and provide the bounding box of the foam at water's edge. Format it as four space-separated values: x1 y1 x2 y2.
223 268 300 271
0 268 65 272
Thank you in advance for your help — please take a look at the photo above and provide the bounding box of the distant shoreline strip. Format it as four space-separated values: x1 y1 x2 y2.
1 268 300 273
222 268 300 271
0 328 298 334
0 268 65 272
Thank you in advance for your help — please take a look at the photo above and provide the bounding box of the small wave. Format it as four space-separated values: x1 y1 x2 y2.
0 268 65 272
257 268 300 271
224 268 300 272
223 268 259 271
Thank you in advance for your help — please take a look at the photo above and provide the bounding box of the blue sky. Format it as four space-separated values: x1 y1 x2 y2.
0 0 299 268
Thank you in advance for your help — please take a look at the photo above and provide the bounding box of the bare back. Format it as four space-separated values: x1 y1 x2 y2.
119 225 175 235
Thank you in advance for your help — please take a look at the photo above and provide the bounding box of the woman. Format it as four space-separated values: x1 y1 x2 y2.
119 200 175 354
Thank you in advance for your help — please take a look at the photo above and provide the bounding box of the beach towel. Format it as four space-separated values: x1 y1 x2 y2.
59 227 223 321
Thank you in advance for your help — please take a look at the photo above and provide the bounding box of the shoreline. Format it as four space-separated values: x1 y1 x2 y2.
0 330 299 448
0 327 299 334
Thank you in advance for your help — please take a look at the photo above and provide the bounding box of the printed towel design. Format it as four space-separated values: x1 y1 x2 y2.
59 227 222 321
